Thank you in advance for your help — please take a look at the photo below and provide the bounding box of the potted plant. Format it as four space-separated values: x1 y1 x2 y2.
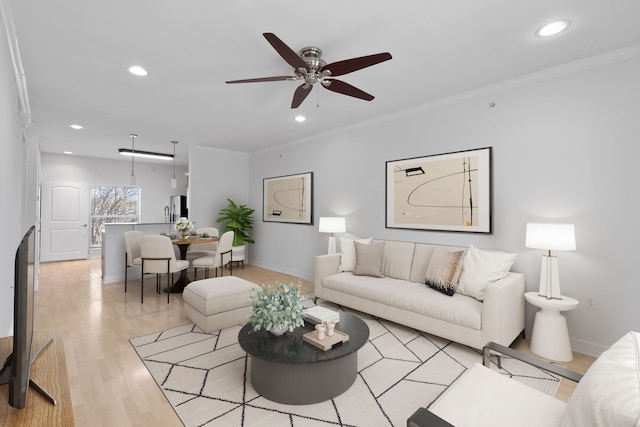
217 198 255 265
248 281 306 335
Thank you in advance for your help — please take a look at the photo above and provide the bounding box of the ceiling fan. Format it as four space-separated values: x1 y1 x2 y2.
226 33 392 109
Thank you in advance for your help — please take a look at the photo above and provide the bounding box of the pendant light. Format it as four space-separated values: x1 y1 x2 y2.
171 140 178 188
129 133 137 185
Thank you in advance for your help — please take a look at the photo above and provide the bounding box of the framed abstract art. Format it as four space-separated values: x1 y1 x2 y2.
263 172 313 224
386 147 492 233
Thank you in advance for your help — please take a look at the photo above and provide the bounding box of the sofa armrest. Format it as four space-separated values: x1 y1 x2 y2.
481 272 525 346
482 341 583 383
314 254 341 298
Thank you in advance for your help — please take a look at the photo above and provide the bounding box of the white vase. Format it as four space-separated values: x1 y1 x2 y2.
269 322 289 336
232 244 246 261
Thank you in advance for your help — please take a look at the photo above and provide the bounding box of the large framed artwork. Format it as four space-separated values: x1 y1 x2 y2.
263 172 313 224
386 147 492 233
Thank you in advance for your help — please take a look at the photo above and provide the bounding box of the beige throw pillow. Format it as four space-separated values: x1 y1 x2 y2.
425 249 466 296
456 244 517 301
353 242 385 277
339 237 373 272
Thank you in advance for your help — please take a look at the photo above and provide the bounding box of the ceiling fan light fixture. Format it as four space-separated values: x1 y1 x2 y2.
128 65 148 76
536 20 571 37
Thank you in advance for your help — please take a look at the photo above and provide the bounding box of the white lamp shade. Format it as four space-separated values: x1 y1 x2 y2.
525 223 576 251
319 217 346 234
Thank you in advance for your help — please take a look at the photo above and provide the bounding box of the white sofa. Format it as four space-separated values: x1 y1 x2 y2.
314 239 525 349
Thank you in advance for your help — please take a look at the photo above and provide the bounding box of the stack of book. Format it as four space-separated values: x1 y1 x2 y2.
303 306 340 324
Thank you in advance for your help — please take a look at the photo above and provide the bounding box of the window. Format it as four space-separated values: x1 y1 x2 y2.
90 185 139 247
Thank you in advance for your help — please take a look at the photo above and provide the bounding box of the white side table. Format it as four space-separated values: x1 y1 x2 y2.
525 292 579 362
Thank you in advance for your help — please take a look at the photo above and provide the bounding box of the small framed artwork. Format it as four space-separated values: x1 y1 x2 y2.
263 172 313 224
386 147 492 233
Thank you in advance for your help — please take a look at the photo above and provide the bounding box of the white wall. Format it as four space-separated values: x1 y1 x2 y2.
188 145 250 236
41 153 188 223
0 13 31 337
249 54 640 355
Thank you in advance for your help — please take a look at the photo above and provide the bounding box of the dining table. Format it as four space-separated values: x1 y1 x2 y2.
164 236 220 293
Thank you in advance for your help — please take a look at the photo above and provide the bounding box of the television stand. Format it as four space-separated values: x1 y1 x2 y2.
0 337 57 406
28 337 57 405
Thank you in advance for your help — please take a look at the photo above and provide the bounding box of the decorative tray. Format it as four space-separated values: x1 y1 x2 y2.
302 330 349 351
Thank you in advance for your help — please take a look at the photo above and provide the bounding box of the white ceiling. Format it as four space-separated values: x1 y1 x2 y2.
10 0 640 166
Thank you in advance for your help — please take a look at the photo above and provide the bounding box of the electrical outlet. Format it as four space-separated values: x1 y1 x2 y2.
586 296 596 310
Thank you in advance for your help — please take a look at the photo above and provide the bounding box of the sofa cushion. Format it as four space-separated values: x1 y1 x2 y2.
560 331 640 427
457 244 517 301
377 240 415 281
339 237 373 272
353 242 385 277
430 363 566 426
425 249 466 296
322 272 482 330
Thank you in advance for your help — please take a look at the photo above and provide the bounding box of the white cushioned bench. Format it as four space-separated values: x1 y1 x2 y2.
183 276 261 333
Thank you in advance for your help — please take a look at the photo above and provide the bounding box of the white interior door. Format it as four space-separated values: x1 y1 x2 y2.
40 182 89 262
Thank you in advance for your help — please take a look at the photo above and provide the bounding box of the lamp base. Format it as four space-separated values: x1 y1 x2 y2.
538 255 562 299
327 236 337 255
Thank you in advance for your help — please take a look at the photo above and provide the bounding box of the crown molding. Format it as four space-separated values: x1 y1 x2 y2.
255 44 640 156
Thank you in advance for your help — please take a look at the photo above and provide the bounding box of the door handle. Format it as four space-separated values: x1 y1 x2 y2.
82 224 88 228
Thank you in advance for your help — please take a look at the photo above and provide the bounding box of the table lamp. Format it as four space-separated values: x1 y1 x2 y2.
319 217 346 254
525 223 576 300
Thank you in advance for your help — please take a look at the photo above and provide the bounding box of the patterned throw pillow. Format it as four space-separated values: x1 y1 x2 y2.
425 249 466 296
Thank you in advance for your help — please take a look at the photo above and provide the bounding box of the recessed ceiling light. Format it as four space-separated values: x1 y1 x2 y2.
69 124 83 130
536 20 571 37
294 115 306 122
128 65 148 76
64 151 73 155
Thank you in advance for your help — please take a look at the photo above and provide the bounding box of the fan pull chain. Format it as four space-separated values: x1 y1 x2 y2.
316 83 320 107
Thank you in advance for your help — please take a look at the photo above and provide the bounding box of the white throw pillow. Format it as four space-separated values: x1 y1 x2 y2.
456 244 517 301
339 237 373 272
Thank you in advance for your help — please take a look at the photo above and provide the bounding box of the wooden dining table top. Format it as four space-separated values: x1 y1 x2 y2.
171 236 220 245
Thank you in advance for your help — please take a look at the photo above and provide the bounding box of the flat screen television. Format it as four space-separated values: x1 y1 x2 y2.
0 225 55 409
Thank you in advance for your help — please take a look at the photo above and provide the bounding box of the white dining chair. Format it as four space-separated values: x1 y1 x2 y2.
140 235 189 303
186 227 219 262
123 230 143 293
192 231 234 280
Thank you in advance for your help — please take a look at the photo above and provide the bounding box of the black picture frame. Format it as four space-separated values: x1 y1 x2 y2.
386 147 492 233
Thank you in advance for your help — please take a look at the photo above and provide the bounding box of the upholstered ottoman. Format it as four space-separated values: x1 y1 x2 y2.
183 276 262 333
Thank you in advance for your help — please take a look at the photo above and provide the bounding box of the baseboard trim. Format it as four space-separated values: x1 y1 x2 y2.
571 337 608 358
250 261 313 282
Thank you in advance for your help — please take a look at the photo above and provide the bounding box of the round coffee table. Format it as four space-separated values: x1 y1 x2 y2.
238 312 369 405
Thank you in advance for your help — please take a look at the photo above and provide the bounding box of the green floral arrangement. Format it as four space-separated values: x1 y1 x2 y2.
174 217 194 240
248 281 306 333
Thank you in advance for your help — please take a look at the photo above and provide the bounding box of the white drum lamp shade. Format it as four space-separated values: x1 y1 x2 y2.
319 217 346 254
525 223 576 299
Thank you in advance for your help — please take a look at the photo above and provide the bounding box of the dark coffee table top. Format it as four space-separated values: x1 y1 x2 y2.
238 311 369 365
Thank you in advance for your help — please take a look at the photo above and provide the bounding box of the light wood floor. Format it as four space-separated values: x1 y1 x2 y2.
20 259 593 426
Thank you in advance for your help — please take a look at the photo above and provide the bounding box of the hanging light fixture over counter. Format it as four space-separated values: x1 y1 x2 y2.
118 148 174 160
171 140 178 188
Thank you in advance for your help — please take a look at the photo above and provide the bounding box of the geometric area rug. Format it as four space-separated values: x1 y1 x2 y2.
130 302 560 427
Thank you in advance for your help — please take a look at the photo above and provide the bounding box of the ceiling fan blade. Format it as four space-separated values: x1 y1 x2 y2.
291 84 313 109
263 33 310 71
226 76 298 84
323 52 392 76
322 79 374 101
